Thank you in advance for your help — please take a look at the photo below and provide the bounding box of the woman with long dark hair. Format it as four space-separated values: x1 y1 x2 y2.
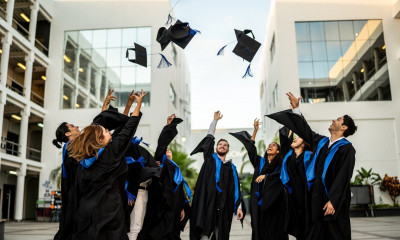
70 90 147 240
230 119 289 240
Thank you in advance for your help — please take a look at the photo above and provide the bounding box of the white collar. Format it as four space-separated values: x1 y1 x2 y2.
328 136 345 148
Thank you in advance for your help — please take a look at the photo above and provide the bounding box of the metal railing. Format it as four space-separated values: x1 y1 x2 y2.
12 18 29 39
31 91 44 107
1 137 21 157
35 39 49 56
27 147 41 162
0 6 6 20
6 76 25 96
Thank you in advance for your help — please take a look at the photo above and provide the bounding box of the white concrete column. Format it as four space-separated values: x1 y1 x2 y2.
14 162 27 221
73 48 80 109
85 63 92 108
0 33 12 88
23 52 35 100
377 87 383 101
0 93 5 173
19 109 30 159
28 1 39 44
5 0 15 24
362 61 368 81
352 72 359 92
373 48 380 72
342 81 350 101
95 69 102 99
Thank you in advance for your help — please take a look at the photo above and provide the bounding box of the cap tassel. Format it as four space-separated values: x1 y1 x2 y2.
242 64 253 78
157 53 172 69
217 45 228 56
165 13 174 25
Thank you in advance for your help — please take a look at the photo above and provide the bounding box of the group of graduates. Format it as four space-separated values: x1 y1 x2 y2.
52 89 357 240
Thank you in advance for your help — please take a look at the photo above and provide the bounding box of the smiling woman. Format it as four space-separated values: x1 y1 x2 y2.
60 27 152 110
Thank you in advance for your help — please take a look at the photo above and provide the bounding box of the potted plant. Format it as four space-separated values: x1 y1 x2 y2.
350 168 381 217
374 174 400 216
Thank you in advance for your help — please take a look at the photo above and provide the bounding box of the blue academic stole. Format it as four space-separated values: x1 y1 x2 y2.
80 147 105 168
306 137 351 193
62 141 70 178
281 149 312 194
255 157 265 205
161 155 192 203
212 153 240 214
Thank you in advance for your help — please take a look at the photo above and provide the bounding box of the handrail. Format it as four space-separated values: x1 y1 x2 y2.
31 91 44 106
27 146 41 161
12 18 29 37
27 147 41 153
34 39 49 52
6 76 25 96
1 138 21 156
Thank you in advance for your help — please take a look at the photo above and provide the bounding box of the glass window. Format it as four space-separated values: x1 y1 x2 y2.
61 27 152 109
295 20 391 103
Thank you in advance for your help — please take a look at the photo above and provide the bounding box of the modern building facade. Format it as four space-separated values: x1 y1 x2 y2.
0 0 191 221
259 0 400 204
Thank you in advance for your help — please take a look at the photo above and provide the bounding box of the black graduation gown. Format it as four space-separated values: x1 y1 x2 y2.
54 148 79 240
189 134 245 240
72 114 141 240
267 110 356 240
137 118 188 240
232 132 288 240
279 128 311 240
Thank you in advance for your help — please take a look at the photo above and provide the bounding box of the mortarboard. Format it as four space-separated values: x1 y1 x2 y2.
217 29 262 78
156 20 200 51
126 43 147 67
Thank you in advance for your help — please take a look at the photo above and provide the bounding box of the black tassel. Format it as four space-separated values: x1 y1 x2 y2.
242 64 253 78
165 13 174 25
217 45 227 56
157 54 172 68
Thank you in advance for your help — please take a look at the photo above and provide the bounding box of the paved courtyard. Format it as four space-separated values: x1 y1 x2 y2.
3 217 400 240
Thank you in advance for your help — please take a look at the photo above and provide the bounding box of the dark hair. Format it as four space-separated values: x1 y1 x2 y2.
53 122 70 149
217 139 230 147
264 142 282 160
342 115 357 137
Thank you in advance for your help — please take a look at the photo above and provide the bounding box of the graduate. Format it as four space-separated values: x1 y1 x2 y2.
70 90 147 240
52 122 80 240
230 119 289 240
53 89 117 240
190 111 244 240
267 92 357 240
137 114 191 240
279 126 312 240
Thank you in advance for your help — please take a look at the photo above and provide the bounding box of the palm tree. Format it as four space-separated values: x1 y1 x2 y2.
49 166 62 190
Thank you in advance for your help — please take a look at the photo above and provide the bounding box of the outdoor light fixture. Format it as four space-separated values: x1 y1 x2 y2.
41 76 46 80
361 68 364 73
308 82 312 85
63 95 69 100
382 45 386 50
181 136 186 143
38 123 44 128
0 49 2 54
11 114 22 121
76 104 80 108
20 13 30 22
9 171 17 175
79 68 84 72
18 62 26 70
64 55 71 63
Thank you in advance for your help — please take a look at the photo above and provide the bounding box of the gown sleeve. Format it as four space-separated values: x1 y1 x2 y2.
279 126 293 156
154 118 183 162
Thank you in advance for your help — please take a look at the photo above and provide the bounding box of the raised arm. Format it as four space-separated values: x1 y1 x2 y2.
102 89 116 112
190 111 222 158
279 127 293 156
109 90 148 157
154 114 183 162
123 90 135 116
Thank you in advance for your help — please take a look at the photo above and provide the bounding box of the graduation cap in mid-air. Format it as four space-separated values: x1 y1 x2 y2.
156 20 200 51
126 42 172 69
217 29 261 78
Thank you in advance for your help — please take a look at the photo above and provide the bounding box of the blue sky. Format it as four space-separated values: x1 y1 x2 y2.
171 0 271 129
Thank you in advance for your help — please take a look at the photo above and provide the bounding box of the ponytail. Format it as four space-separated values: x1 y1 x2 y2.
53 122 70 148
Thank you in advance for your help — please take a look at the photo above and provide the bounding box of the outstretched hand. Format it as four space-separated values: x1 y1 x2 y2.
102 89 117 111
133 89 149 103
253 118 260 131
214 111 223 121
286 92 302 109
127 90 136 105
167 114 176 125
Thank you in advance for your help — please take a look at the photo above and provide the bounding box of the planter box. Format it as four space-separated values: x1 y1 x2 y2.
351 185 372 205
375 208 400 217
